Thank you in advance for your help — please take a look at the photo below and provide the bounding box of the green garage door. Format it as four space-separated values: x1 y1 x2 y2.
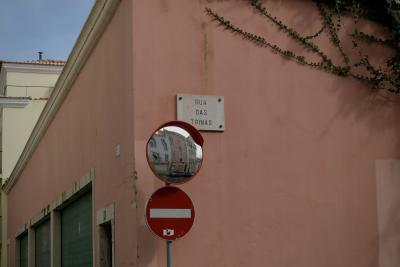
19 233 28 267
35 219 50 267
61 191 92 267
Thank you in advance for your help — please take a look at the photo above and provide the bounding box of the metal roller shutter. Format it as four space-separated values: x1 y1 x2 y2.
35 219 50 267
19 233 28 267
61 191 92 267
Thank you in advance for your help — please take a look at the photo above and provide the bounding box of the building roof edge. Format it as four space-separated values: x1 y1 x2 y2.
1 62 64 75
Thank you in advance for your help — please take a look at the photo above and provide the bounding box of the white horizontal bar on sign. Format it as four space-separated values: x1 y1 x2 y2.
150 209 191 218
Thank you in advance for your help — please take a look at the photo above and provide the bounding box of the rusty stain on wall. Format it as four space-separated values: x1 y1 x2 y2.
202 21 209 91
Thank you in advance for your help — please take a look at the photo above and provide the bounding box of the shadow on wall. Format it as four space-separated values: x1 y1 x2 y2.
210 0 400 155
325 79 400 151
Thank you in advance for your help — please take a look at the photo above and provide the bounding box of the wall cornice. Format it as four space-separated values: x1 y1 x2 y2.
3 0 121 193
1 63 63 75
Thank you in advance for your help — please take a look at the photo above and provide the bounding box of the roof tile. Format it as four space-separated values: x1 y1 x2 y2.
1 59 66 66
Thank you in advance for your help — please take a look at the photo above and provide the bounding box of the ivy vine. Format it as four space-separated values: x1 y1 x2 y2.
205 0 400 93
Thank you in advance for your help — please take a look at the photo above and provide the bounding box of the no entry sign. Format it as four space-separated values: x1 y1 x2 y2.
145 186 195 241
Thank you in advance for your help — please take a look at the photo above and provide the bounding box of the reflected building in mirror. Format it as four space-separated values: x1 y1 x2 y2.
147 127 202 183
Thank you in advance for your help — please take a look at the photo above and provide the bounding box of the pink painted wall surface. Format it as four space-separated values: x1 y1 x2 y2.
132 1 400 267
6 0 400 267
7 0 135 266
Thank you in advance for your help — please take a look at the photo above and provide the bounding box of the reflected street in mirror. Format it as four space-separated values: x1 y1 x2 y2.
147 126 203 184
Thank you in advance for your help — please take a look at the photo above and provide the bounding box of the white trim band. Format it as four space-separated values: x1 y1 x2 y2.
150 209 192 218
0 97 31 108
1 63 64 75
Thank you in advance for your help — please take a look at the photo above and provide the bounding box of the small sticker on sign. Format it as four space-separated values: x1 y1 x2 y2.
163 229 174 236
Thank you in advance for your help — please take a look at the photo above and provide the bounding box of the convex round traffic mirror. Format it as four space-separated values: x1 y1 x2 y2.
146 121 204 184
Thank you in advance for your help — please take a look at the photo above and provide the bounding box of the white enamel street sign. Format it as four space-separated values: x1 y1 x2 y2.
176 94 225 131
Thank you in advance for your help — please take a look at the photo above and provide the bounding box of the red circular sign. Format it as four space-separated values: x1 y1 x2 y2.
145 186 195 240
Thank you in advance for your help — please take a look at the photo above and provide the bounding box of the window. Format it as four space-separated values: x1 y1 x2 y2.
165 154 169 162
17 232 28 267
99 222 112 267
96 204 114 267
35 219 51 267
161 139 168 151
152 152 160 161
61 191 93 267
149 138 156 148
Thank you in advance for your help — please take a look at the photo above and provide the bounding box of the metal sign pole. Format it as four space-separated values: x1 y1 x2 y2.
167 240 173 267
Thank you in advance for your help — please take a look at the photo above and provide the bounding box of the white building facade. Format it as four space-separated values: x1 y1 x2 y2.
0 60 64 266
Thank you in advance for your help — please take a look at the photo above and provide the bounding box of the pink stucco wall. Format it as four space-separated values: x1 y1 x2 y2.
7 0 135 266
6 0 400 267
132 1 400 267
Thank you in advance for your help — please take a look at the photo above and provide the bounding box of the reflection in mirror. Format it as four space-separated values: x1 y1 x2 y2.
147 126 203 184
